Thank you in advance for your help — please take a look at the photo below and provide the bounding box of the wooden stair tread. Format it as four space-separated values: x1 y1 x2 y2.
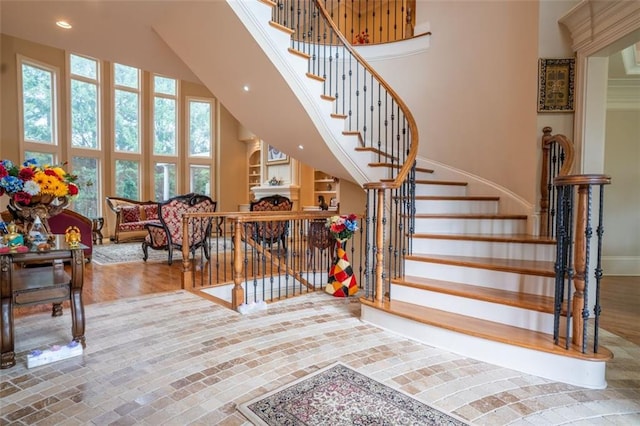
355 147 398 160
268 21 294 35
381 179 467 186
412 195 500 201
411 213 527 219
416 179 468 186
288 47 310 60
392 275 554 313
368 163 434 174
361 298 613 362
306 72 324 82
412 233 556 244
416 167 435 174
405 253 555 276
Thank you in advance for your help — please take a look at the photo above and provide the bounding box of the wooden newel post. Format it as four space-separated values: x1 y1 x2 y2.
572 184 589 347
375 189 384 303
554 174 610 350
232 218 244 310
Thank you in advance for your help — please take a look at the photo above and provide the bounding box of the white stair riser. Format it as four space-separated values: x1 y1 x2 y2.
412 239 556 262
390 284 559 333
405 260 555 297
413 218 527 234
414 199 498 214
415 184 467 197
361 306 607 389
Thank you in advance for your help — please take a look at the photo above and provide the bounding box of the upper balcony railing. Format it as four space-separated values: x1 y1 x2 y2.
275 0 417 46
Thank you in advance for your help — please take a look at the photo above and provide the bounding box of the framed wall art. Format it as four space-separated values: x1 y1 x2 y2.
266 145 289 165
537 58 575 112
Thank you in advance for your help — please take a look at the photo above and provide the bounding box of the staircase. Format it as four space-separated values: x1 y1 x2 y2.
154 0 611 388
360 170 611 389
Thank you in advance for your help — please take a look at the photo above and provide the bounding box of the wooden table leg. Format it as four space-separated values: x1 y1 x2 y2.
0 255 16 369
69 250 86 348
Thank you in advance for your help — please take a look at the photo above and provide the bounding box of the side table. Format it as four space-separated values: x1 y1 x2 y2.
0 236 87 369
91 217 104 245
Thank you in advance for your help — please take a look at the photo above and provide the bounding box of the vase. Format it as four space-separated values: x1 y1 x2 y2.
8 196 68 239
325 239 358 297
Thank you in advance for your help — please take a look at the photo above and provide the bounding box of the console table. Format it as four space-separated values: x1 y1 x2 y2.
0 236 86 369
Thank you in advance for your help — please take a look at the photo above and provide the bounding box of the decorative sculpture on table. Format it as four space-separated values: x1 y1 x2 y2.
4 222 24 247
0 158 79 239
65 226 81 247
325 214 359 297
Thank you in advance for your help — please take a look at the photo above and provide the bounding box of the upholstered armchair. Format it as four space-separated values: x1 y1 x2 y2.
142 193 216 265
248 195 293 253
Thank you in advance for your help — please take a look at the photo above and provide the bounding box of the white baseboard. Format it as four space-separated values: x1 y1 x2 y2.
602 256 640 275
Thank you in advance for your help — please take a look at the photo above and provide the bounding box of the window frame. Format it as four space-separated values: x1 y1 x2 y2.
112 62 143 200
17 55 61 162
67 52 104 217
186 96 215 197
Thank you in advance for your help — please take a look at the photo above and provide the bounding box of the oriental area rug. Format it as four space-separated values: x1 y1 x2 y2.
239 362 470 426
92 239 232 265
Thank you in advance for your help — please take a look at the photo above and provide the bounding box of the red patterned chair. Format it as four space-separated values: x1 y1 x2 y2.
106 197 160 243
248 195 293 253
142 193 216 265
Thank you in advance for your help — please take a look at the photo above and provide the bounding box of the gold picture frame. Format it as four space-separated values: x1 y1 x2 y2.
266 145 289 165
537 58 575 112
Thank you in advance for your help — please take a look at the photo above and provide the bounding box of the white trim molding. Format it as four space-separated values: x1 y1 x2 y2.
602 256 640 276
607 78 640 110
559 1 640 57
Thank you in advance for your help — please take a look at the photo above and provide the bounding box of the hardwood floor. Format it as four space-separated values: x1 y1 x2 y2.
599 275 640 346
14 259 640 347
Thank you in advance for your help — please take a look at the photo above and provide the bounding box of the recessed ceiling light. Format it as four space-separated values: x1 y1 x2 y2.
298 145 304 150
56 20 72 29
243 85 250 92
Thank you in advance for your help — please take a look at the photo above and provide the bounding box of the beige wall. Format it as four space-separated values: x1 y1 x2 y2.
384 1 540 205
217 105 246 213
603 109 640 275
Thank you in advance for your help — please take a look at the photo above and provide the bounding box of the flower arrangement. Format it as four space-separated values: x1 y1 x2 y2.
0 158 79 206
353 31 370 45
326 213 358 242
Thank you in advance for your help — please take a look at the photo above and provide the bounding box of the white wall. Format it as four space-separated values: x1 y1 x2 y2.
603 109 640 275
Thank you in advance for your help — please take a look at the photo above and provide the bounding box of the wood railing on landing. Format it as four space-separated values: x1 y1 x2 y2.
540 126 575 237
553 174 611 354
178 211 368 310
270 0 419 304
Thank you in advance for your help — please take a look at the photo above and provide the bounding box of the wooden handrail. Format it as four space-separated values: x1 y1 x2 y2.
540 126 575 237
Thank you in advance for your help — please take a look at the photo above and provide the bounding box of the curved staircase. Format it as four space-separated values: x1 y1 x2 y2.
361 168 611 389
153 0 612 388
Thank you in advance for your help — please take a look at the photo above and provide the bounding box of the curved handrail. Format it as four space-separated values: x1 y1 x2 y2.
313 0 419 190
540 126 575 237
